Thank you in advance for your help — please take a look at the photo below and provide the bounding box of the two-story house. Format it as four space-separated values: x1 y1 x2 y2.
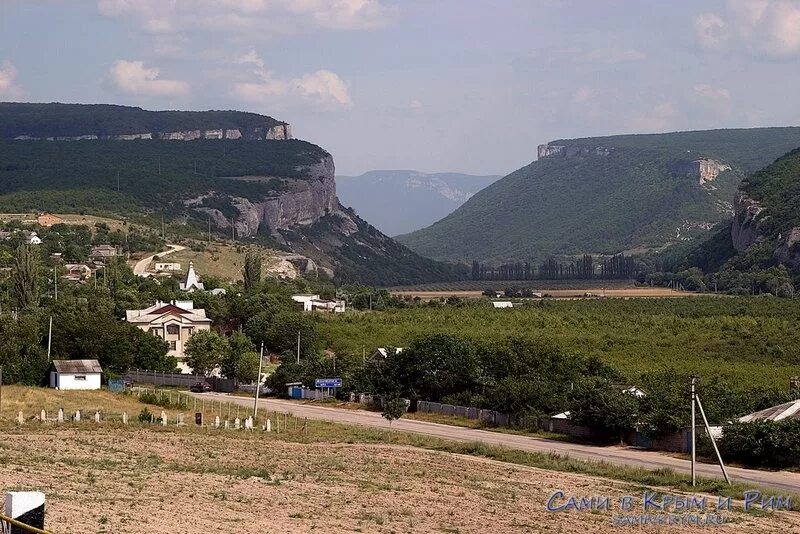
125 300 212 373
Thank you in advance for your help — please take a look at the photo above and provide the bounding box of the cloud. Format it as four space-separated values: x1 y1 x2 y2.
97 0 394 37
0 60 23 99
628 102 684 133
108 60 189 97
695 0 800 58
693 84 731 100
233 52 351 109
581 47 646 64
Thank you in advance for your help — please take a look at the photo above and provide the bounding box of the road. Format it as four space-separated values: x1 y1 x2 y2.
132 244 186 276
194 392 800 494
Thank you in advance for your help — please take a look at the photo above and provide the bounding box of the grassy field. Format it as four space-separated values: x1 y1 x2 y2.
0 388 798 532
167 241 299 281
319 297 800 388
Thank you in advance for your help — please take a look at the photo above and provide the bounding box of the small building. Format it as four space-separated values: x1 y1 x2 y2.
22 231 41 245
154 262 181 272
63 263 93 281
90 245 117 263
179 262 205 292
370 347 404 362
125 300 212 373
209 287 227 296
739 399 800 423
49 359 102 390
37 213 64 227
492 301 513 308
291 294 346 313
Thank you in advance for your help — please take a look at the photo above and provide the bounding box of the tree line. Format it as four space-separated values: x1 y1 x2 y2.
471 253 640 281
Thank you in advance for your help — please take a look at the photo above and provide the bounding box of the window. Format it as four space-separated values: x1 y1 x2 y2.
166 324 179 335
169 341 177 351
149 328 160 337
74 375 86 381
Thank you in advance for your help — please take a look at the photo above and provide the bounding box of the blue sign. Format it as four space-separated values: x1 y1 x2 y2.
315 378 342 388
108 379 125 392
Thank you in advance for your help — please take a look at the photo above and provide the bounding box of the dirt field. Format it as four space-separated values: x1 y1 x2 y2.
391 287 703 300
0 426 797 534
0 212 129 231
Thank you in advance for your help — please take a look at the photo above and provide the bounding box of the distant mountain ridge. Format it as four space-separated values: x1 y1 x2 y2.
397 127 800 264
337 170 501 236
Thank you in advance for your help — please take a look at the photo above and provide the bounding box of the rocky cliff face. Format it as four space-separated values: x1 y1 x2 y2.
731 191 765 252
537 143 612 159
12 124 292 142
189 154 338 238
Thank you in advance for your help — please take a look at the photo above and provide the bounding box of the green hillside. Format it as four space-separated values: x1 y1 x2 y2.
0 102 286 138
398 128 800 264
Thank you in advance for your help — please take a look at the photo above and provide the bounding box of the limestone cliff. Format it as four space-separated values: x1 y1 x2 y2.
731 191 765 253
13 124 292 142
537 143 611 159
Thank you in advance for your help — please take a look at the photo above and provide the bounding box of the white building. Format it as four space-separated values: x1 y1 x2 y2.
492 301 513 308
125 300 212 373
154 262 181 272
49 359 102 390
291 294 346 313
179 262 205 292
370 347 405 361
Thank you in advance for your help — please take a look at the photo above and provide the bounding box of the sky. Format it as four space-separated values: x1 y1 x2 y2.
2 0 800 175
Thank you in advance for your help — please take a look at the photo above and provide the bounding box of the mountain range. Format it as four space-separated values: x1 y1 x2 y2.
397 128 800 264
336 170 501 236
0 103 466 286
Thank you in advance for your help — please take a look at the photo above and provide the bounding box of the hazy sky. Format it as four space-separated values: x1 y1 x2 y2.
2 1 800 175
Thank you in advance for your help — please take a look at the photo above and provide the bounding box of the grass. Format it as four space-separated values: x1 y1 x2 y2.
168 241 297 281
3 387 798 509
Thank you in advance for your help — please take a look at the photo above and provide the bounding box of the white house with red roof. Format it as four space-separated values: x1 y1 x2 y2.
125 300 212 373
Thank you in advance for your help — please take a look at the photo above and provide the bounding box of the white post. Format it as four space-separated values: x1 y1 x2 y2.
253 342 264 420
74 410 81 422
690 376 696 487
16 411 24 424
94 411 101 423
266 418 271 432
214 416 220 428
40 409 46 422
234 417 240 429
5 491 46 530
122 412 128 424
160 410 167 426
47 316 53 362
57 408 64 423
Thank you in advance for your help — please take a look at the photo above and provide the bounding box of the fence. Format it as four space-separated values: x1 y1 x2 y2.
125 369 236 392
417 401 513 426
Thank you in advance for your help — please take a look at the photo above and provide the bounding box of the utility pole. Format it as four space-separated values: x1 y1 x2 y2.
296 330 301 364
690 376 696 486
253 342 264 420
117 170 120 192
0 366 3 417
161 213 165 239
53 268 57 301
47 316 53 362
695 391 731 486
208 216 212 244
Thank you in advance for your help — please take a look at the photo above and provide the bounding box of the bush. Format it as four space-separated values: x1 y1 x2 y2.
718 420 800 468
138 407 153 423
139 391 188 410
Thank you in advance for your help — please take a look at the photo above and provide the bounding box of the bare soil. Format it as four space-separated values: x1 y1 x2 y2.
0 427 796 533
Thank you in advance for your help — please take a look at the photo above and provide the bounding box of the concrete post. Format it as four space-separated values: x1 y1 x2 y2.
94 411 101 423
214 416 220 428
266 418 271 432
224 420 229 429
74 410 81 422
122 412 128 424
5 491 46 531
234 418 240 429
16 411 24 424
39 409 46 422
57 408 64 423
160 410 167 426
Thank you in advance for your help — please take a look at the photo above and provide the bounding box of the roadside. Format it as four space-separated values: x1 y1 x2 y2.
132 243 186 277
194 392 800 496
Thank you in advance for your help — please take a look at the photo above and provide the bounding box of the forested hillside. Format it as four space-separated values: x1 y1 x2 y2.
398 128 800 264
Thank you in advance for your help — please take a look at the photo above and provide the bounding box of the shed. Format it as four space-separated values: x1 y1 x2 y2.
492 301 513 308
49 359 102 390
739 399 800 422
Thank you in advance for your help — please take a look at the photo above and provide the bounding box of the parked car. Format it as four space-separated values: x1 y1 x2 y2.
190 381 212 393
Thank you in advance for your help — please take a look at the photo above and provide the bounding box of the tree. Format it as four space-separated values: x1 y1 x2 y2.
242 250 262 292
381 396 406 422
184 330 229 376
220 331 257 381
568 377 638 441
12 244 40 309
236 351 262 384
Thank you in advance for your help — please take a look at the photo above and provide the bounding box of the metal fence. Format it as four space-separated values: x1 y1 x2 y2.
125 369 236 392
417 401 513 426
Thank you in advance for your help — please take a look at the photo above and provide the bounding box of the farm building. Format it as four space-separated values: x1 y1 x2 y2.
492 301 513 308
370 347 405 362
291 294 346 313
49 359 102 390
154 262 181 272
739 399 800 422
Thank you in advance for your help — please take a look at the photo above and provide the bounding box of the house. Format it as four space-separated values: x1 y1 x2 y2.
179 262 205 292
90 245 117 263
22 231 41 245
37 213 64 227
492 301 513 308
154 262 181 272
125 300 212 373
739 399 800 422
291 294 346 313
210 288 227 296
63 263 93 281
370 347 404 362
49 359 102 390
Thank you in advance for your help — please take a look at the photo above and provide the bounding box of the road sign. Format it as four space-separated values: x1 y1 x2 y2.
315 378 342 388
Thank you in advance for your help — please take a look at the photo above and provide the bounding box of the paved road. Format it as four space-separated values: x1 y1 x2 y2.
132 244 186 276
195 393 800 494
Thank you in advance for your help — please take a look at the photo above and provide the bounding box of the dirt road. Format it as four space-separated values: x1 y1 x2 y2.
196 392 800 494
132 244 186 276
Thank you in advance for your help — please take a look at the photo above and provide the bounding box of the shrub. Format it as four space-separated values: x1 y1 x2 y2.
718 420 800 468
138 407 153 423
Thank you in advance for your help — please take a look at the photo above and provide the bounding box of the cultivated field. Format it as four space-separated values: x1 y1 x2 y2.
391 287 698 300
2 425 798 533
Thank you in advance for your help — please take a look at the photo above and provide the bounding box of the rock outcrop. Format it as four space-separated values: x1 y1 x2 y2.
731 191 765 253
189 154 338 238
13 124 292 142
670 159 731 184
537 143 611 159
773 227 800 269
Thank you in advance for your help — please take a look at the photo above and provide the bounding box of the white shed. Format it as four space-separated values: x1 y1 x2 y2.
49 359 102 390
